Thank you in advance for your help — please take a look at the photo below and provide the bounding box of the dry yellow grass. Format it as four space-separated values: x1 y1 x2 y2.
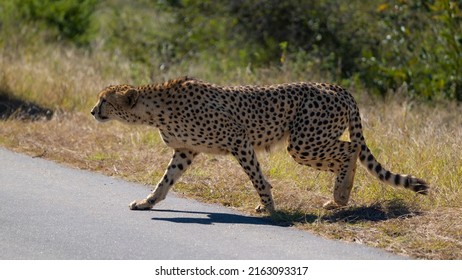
1 43 462 259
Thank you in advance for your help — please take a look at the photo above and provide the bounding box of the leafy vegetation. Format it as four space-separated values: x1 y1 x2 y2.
2 0 98 46
1 0 461 100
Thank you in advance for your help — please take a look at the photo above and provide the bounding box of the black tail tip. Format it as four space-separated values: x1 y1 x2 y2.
412 179 429 195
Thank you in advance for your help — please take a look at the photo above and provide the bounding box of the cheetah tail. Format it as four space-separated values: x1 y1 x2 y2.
348 99 429 195
358 145 429 195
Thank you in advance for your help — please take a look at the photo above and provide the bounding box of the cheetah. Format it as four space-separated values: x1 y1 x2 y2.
91 76 428 213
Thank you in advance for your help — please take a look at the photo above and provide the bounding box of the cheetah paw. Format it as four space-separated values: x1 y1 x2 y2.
255 204 275 214
322 200 340 210
129 199 153 211
322 200 349 210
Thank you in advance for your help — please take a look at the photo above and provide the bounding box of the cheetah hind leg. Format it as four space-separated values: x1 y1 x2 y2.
323 144 360 210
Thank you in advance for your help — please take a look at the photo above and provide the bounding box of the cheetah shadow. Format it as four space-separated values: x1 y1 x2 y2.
151 200 420 226
273 200 422 226
151 209 277 226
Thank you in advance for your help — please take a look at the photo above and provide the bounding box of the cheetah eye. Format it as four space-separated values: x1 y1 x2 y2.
100 98 109 106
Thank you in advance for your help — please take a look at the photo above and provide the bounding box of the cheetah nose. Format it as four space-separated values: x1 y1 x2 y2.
91 108 96 116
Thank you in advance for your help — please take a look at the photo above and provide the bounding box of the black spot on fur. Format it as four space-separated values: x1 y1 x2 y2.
367 154 374 161
404 177 410 188
394 175 401 186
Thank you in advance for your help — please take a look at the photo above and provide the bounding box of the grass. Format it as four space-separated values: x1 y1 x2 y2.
1 43 462 259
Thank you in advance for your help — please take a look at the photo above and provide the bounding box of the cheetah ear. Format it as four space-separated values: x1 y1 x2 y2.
122 89 139 109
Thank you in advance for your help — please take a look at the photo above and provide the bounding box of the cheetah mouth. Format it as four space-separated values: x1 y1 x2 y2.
96 115 109 122
92 113 109 122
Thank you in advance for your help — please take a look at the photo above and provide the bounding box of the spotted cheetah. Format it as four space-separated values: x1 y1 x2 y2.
91 77 428 213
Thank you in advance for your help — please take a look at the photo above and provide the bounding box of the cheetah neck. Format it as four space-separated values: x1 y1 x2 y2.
131 88 172 128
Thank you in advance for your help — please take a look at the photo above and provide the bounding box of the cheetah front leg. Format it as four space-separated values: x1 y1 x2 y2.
129 149 197 210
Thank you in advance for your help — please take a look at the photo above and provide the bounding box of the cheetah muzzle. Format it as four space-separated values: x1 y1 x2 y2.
91 76 429 214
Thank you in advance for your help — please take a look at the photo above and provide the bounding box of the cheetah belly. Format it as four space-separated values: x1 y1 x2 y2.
159 130 232 155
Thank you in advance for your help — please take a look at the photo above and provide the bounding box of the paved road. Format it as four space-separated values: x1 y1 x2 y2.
0 148 405 259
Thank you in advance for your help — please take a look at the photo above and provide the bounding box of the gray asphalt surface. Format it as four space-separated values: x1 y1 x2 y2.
0 147 406 259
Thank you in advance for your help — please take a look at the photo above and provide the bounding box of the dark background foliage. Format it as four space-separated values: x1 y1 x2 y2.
1 0 460 100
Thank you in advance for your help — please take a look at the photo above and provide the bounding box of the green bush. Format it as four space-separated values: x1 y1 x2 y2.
358 0 462 100
157 0 461 101
13 0 97 46
1 0 460 101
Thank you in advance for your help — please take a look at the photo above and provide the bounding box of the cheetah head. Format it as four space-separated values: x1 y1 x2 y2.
91 85 139 122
